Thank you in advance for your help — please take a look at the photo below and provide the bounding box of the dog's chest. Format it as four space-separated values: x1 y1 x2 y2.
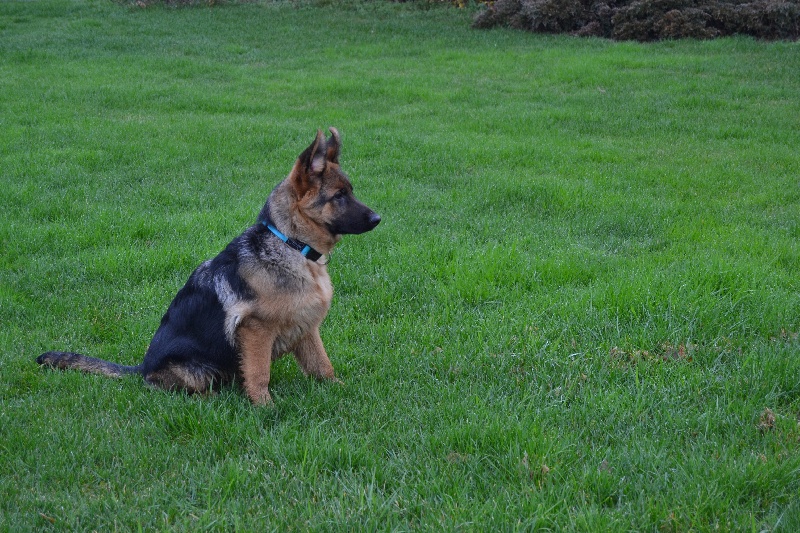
270 266 332 355
224 261 332 353
293 266 333 319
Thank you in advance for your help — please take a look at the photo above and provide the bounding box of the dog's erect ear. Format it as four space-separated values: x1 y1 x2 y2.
326 127 340 164
310 129 328 174
297 129 327 175
293 129 332 197
298 128 341 173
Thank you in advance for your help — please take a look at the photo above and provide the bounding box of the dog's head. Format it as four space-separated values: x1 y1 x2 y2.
263 128 380 251
292 127 380 236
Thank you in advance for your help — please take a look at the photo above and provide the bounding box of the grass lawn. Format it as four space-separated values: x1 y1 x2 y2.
1 0 799 530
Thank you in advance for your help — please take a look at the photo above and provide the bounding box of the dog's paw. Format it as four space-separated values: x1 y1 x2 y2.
252 393 273 406
248 387 273 406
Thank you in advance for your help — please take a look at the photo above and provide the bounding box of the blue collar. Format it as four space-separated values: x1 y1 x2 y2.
261 221 323 262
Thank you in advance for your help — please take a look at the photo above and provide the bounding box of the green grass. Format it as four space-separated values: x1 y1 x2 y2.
2 0 799 530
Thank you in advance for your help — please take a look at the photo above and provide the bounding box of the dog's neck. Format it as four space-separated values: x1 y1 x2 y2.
260 219 323 262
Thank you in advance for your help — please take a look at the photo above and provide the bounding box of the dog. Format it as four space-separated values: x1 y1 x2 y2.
37 127 380 405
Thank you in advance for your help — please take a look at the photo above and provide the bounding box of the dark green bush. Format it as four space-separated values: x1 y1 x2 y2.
472 0 800 40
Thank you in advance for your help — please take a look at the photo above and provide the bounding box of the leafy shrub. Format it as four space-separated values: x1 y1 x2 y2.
472 0 800 40
611 0 718 40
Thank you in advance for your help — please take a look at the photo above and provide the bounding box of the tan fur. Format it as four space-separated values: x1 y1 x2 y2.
236 316 278 405
236 258 334 403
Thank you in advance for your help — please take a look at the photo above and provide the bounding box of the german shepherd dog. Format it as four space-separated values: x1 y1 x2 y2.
37 128 380 405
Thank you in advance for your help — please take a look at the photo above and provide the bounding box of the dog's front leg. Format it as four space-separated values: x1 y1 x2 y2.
237 317 277 405
293 328 337 382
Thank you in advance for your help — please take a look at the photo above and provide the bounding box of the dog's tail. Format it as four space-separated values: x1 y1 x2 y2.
37 351 142 378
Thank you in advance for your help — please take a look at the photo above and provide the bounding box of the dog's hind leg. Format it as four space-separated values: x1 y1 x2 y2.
292 329 337 382
143 363 219 395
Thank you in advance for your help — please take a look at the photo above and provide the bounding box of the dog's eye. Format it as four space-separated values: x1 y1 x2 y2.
333 190 346 200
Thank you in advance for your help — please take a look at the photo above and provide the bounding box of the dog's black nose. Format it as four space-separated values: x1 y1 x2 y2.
368 213 381 228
